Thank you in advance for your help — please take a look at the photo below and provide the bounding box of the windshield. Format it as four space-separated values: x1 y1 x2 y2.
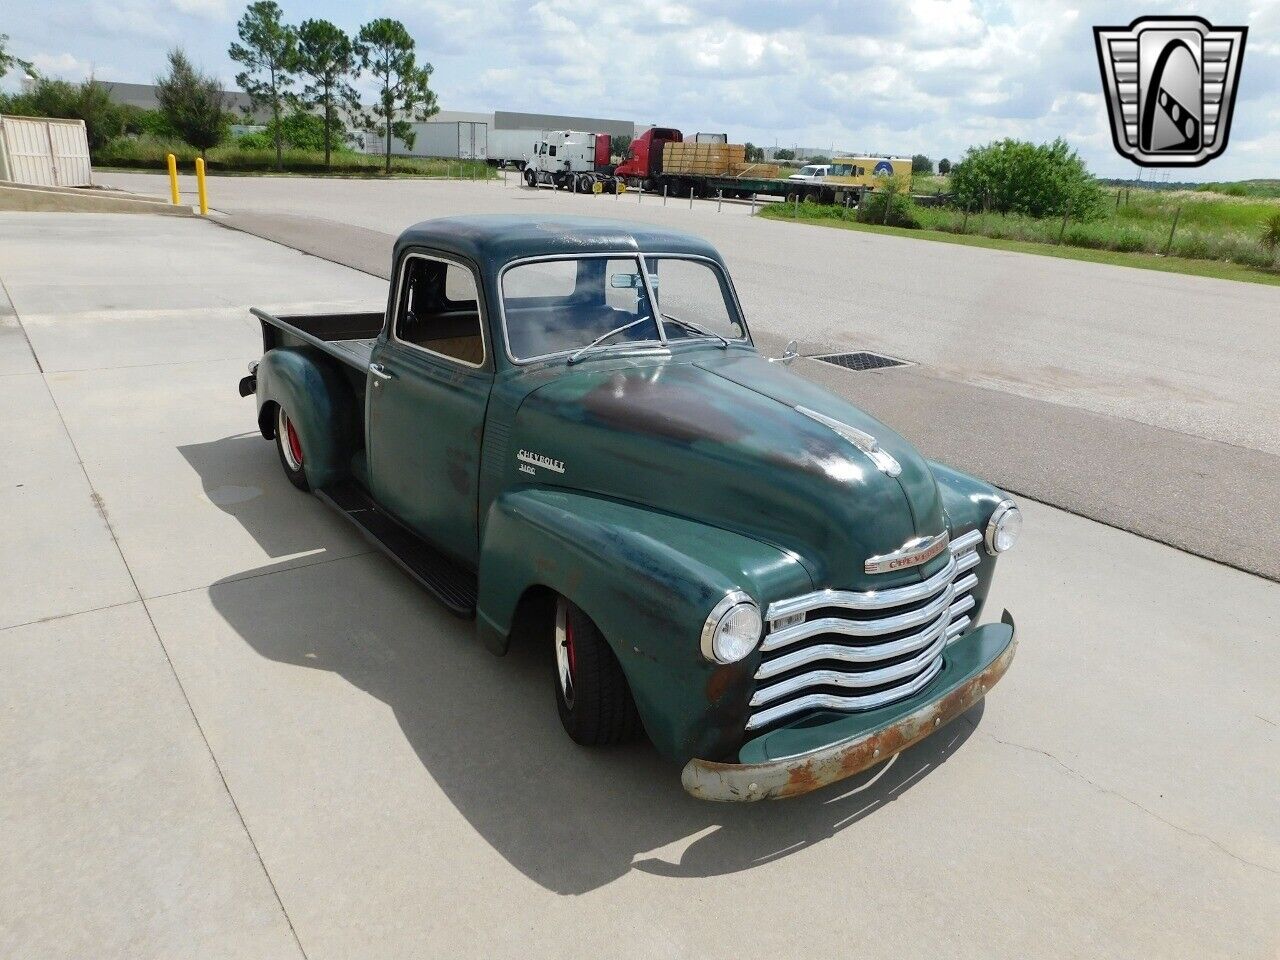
502 256 660 361
796 165 819 176
501 255 748 361
644 257 747 343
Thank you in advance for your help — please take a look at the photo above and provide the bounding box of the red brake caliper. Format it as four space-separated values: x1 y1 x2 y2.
565 617 576 678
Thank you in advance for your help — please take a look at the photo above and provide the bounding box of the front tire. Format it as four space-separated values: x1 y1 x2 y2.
275 405 309 491
553 596 642 746
524 168 537 188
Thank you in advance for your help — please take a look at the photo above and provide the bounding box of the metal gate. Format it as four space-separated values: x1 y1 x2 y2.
0 116 93 187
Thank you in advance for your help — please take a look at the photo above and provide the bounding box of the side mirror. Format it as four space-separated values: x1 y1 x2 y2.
769 339 799 365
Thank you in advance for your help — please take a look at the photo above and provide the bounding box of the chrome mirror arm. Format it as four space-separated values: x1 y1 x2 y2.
769 339 799 365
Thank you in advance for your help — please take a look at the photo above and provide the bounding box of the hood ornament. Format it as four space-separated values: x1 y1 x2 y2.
795 405 902 476
865 531 950 574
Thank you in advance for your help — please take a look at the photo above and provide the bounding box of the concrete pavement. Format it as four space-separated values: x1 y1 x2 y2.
1 212 1276 959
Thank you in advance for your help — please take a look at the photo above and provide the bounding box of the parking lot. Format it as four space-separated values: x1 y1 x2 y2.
2 201 1278 958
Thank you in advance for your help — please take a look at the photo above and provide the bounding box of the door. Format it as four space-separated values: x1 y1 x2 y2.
367 251 493 565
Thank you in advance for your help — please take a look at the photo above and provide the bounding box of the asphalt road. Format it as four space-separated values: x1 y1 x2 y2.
2 212 1276 959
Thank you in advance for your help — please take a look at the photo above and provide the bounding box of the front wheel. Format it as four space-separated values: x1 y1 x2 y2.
523 168 537 188
553 596 642 746
274 405 309 491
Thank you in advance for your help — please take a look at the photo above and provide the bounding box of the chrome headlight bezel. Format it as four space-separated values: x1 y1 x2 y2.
700 591 763 664
985 499 1022 555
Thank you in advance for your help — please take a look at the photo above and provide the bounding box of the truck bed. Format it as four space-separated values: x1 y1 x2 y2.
251 308 384 372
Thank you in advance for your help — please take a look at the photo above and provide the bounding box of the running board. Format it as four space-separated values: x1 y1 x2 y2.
316 480 478 617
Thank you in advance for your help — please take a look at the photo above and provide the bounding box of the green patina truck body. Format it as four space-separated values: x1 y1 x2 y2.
240 215 1021 801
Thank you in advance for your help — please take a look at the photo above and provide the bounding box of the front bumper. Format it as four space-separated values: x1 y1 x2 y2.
681 610 1016 801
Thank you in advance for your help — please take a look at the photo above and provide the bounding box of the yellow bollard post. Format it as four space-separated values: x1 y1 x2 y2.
166 153 180 205
195 157 209 215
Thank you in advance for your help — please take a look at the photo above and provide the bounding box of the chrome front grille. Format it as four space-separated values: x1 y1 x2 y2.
748 529 982 732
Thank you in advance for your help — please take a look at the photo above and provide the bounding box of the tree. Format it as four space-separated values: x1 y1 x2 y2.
155 49 228 160
295 19 359 170
774 148 795 161
911 153 933 174
355 18 438 174
806 155 831 165
937 157 951 175
0 33 33 81
744 142 764 163
229 1 297 171
610 134 632 161
950 137 1103 218
1261 213 1280 264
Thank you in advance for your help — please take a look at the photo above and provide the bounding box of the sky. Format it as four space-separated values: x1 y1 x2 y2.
3 0 1278 180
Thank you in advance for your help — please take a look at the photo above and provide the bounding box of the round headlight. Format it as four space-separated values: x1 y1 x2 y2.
700 592 763 664
985 499 1022 555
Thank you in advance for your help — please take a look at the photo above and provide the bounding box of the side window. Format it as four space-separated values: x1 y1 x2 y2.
549 145 557 157
394 255 485 366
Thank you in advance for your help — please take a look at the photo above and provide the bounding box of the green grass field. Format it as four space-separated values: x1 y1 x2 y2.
94 137 496 179
765 183 1280 285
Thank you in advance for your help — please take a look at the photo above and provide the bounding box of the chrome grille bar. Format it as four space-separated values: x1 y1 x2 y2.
751 631 948 707
766 530 980 621
746 656 946 731
748 531 983 731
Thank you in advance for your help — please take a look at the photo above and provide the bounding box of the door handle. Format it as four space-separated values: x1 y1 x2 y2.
369 363 395 381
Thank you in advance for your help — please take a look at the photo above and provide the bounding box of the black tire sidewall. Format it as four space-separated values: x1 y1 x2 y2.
554 599 641 746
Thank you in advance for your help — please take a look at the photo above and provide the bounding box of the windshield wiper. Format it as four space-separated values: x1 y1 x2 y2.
566 316 653 364
661 313 728 348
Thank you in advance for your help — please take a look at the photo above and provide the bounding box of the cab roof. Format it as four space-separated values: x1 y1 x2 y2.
394 215 723 271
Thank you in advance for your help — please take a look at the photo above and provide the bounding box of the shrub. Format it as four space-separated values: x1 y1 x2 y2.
857 190 919 228
237 110 347 152
950 137 1104 219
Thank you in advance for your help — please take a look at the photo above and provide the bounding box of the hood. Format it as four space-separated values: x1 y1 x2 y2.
510 348 947 589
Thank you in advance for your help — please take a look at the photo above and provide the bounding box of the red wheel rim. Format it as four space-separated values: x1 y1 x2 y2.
285 418 303 465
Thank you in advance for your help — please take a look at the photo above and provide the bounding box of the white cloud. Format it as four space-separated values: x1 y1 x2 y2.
6 0 1279 179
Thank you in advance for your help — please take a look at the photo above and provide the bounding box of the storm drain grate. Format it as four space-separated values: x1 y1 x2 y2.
814 351 909 371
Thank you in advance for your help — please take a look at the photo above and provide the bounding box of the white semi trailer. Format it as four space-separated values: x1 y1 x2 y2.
487 129 542 169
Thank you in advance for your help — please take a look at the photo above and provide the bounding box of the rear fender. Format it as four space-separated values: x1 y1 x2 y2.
255 346 359 489
477 488 812 762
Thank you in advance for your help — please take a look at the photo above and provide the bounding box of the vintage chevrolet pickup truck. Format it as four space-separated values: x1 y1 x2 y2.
239 215 1021 801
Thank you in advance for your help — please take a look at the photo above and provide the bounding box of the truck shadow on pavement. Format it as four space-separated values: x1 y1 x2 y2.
184 433 983 896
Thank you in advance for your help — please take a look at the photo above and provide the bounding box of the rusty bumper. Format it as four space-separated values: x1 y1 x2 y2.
681 610 1017 802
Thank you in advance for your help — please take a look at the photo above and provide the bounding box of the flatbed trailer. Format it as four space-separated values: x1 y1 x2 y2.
610 128 868 205
647 173 868 205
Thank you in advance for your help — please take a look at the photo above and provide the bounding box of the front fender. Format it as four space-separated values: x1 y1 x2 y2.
476 488 812 762
929 459 1011 618
255 347 358 489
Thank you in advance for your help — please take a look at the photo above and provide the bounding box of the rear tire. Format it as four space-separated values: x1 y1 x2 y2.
553 596 642 746
274 405 309 492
